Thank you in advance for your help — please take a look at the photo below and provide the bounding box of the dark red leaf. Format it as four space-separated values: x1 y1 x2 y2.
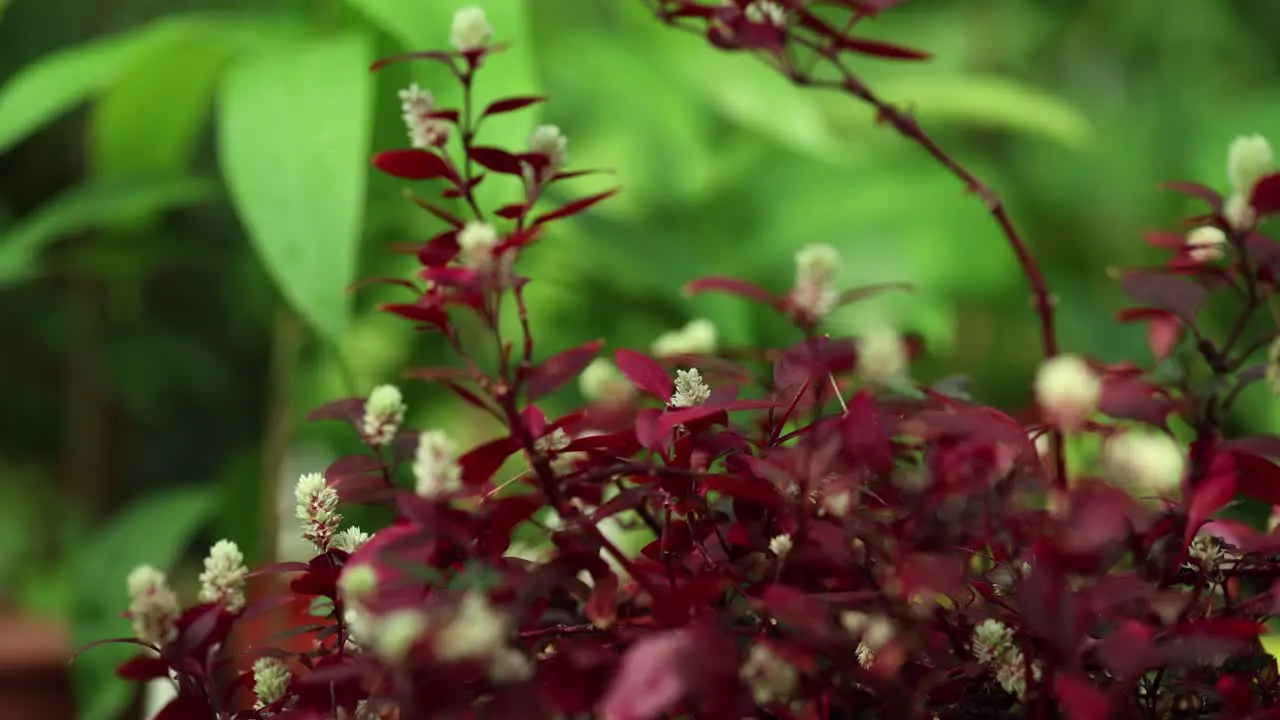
701 474 781 508
1252 172 1280 215
1160 180 1223 209
153 695 214 720
494 203 528 219
1224 451 1280 505
1119 270 1208 325
525 339 605 402
370 51 458 72
682 276 778 306
614 348 672 400
634 408 669 451
468 146 526 175
1053 674 1112 720
835 36 930 60
346 276 418 296
405 195 465 228
1186 469 1237 544
372 149 456 182
837 281 913 307
116 654 172 681
247 561 311 578
443 381 498 416
382 301 448 330
481 95 547 118
403 365 468 382
532 188 620 226
307 397 363 423
459 435 522 486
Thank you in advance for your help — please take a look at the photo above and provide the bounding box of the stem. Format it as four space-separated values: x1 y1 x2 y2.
261 309 304 568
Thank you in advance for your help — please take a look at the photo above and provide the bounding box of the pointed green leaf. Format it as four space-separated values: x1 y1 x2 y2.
216 32 375 343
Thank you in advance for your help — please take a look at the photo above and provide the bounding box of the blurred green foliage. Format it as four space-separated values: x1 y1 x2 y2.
1 0 1278 716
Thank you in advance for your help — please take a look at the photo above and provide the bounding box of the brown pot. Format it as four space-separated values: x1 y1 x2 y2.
0 610 76 720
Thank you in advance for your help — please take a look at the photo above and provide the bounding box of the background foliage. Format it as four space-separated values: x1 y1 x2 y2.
1 0 1277 716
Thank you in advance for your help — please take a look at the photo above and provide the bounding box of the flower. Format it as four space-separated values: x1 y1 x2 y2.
580 358 634 405
745 1 787 27
1101 429 1186 498
791 244 841 320
436 592 510 662
398 83 449 149
295 472 341 551
414 430 463 499
127 565 179 646
651 318 718 357
535 427 572 453
252 657 291 709
529 125 569 176
1225 192 1256 233
970 619 1014 665
768 533 793 558
740 643 798 705
450 6 493 53
670 368 711 408
197 539 247 612
339 564 378 603
372 609 429 663
1034 354 1101 431
360 384 406 446
333 526 371 554
458 221 500 269
858 325 908 385
1227 134 1273 195
1186 226 1227 263
488 646 534 684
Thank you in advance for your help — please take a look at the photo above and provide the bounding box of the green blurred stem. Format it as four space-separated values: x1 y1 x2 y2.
260 308 304 565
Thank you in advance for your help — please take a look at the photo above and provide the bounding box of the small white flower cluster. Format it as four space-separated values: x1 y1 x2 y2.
252 657 291 709
1034 354 1101 431
333 526 371 554
450 6 492 53
535 427 585 475
670 368 711 408
580 358 635 405
1224 134 1274 233
858 326 908 386
768 533 793 558
197 539 248 612
745 0 788 27
360 384 406 446
398 83 450 149
127 565 180 646
1185 226 1227 264
740 642 798 705
1101 429 1185 499
651 318 718 357
528 125 569 179
841 611 895 669
414 429 464 500
970 619 1040 699
458 221 500 270
295 472 342 551
1184 532 1238 576
791 244 841 320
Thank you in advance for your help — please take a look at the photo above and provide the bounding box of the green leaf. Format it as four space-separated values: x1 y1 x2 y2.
1262 633 1280 661
0 177 216 285
71 486 215 720
216 32 375 343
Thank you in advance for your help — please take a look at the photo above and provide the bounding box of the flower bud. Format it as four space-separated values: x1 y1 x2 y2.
529 125 569 175
198 539 248 612
414 430 463 500
652 318 718 357
127 565 179 646
670 367 711 408
1227 134 1274 194
745 1 787 27
580 358 634 405
361 384 406 446
449 7 492 53
339 564 378 603
372 609 428 663
333 526 370 554
1185 226 1227 263
1101 430 1185 498
1034 355 1101 431
858 326 908 385
791 244 841 320
295 472 341 551
768 533 793 558
1225 193 1257 233
458 221 500 269
398 84 449 148
252 657 291 709
436 592 509 662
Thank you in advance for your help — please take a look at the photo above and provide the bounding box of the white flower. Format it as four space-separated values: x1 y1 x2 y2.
840 611 869 635
535 428 572 453
740 643 798 705
1034 355 1101 431
1225 193 1257 233
1186 226 1227 263
333 526 371 554
198 539 248 612
372 609 429 663
339 564 378 603
858 326 908 385
127 565 179 646
580 358 634 404
1101 430 1186 498
862 616 895 652
970 619 1014 666
436 592 510 662
458 221 500 269
488 646 534 684
745 0 787 27
252 657 291 709
398 83 449 149
529 125 569 175
1184 532 1225 573
450 6 493 53
344 605 373 650
295 472 341 551
360 385 405 446
994 650 1039 699
1228 134 1274 194
768 533 793 558
855 642 875 668
651 318 718 357
670 367 711 408
414 430 463 500
791 244 841 320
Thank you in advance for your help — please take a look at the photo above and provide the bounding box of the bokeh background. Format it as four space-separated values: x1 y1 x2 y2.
2 0 1279 717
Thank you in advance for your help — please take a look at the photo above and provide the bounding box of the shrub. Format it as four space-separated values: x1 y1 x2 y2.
85 2 1280 718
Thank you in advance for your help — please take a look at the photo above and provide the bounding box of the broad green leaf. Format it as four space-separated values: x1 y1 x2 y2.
1262 633 1280 661
0 177 216 285
217 32 375 343
71 486 216 720
866 74 1093 149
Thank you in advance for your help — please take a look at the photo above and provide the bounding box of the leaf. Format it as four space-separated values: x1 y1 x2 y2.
834 36 930 61
614 348 672 401
217 32 375 343
1252 172 1280 216
0 177 216 286
373 149 457 181
1119 270 1209 326
682 276 779 306
531 188 620 226
525 339 604 402
481 95 547 119
468 145 526 176
72 486 215 720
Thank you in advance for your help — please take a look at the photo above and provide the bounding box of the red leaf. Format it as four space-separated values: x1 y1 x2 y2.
585 570 619 628
682 276 778 306
1119 270 1208 325
405 195 465 227
468 146 526 175
835 35 930 60
1252 172 1280 215
1225 451 1280 505
372 149 456 181
658 399 775 434
532 188 619 226
370 51 458 72
634 408 669 451
598 630 694 720
494 203 527 219
382 301 448 330
614 348 672 400
525 339 605 402
153 695 215 720
116 654 172 681
403 365 468 382
1160 180 1223 209
1054 674 1113 720
1186 469 1237 544
837 281 913 307
481 95 547 118
459 435 522 486
701 474 781 508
